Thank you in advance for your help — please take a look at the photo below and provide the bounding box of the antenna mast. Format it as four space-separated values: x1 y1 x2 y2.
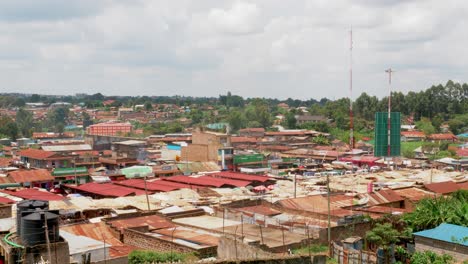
385 68 394 159
349 28 354 150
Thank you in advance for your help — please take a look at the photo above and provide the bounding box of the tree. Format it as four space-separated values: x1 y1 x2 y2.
284 112 297 129
403 190 468 232
245 99 272 128
30 94 41 103
410 251 454 264
0 116 18 140
366 223 400 263
16 108 33 137
227 110 244 132
416 118 435 135
46 107 69 132
144 101 153 111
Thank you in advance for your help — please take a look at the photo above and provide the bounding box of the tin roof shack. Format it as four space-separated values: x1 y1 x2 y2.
105 211 218 258
423 181 461 195
414 223 468 261
61 221 138 260
392 187 437 211
7 169 54 188
172 215 307 253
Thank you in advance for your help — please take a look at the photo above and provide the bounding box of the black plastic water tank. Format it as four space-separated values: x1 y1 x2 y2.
20 211 59 247
16 200 49 236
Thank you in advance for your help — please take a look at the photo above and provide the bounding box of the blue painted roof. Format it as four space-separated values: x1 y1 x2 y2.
414 223 468 246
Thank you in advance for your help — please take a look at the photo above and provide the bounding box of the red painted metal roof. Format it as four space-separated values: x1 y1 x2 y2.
162 175 226 188
0 196 15 204
456 148 468 157
457 181 468 190
19 149 55 160
65 182 148 197
198 176 251 187
1 188 65 201
114 179 180 192
211 171 271 183
8 169 54 183
424 181 460 194
150 179 194 189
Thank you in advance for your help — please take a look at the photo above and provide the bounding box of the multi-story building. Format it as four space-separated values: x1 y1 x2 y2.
86 122 132 136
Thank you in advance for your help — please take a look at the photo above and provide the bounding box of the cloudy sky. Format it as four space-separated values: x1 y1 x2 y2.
0 0 467 100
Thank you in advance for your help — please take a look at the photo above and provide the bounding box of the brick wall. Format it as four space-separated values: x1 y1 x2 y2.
122 228 217 258
0 204 12 219
318 222 372 244
181 144 209 162
415 236 468 261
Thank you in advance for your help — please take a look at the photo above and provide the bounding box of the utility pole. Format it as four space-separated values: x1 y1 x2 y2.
349 28 355 150
385 68 394 169
144 174 151 211
327 173 331 246
44 213 52 264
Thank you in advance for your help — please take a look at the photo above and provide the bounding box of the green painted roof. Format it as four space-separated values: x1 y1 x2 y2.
52 167 88 176
120 166 153 178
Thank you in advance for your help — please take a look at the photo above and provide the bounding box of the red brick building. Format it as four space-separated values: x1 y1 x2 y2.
86 122 132 136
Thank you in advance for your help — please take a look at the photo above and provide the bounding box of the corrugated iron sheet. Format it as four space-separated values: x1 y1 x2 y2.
1 189 65 201
108 214 174 231
65 182 147 197
211 171 271 183
424 181 460 194
8 169 54 183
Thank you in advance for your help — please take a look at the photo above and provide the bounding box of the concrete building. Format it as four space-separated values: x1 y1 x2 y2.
181 131 233 170
414 223 468 261
87 122 133 136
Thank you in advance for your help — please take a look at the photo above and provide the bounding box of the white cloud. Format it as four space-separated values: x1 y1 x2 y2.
0 0 467 99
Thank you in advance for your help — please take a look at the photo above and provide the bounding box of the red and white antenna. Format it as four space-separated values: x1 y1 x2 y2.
349 28 354 150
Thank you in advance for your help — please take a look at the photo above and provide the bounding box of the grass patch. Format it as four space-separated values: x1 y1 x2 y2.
292 244 328 255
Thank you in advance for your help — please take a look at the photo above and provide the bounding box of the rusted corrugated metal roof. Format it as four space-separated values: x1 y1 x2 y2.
61 222 138 258
19 149 55 160
154 227 219 247
108 214 174 231
424 181 460 194
236 205 281 216
393 187 436 201
211 171 271 183
8 169 54 183
367 188 404 206
357 206 408 215
277 194 353 213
